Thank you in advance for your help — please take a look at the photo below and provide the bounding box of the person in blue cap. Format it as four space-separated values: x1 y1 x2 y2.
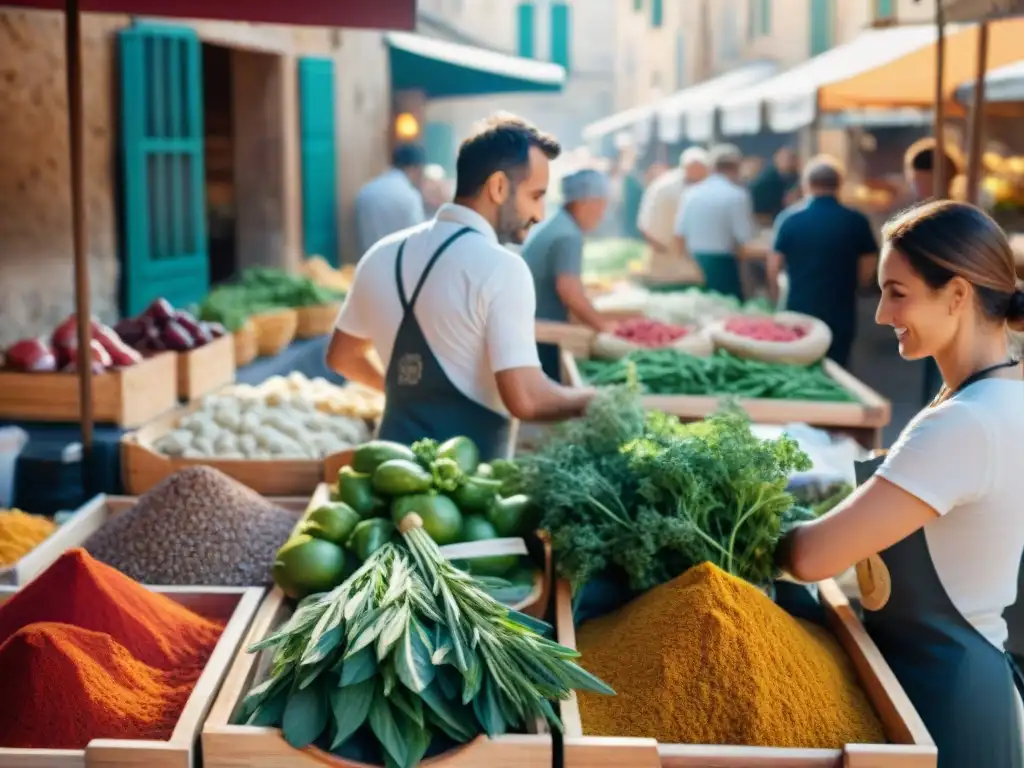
521 168 612 381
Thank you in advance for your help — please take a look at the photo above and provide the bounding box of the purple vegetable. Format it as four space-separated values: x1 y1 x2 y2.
143 298 175 325
114 318 146 346
161 320 194 351
204 322 228 339
192 323 214 345
173 310 204 339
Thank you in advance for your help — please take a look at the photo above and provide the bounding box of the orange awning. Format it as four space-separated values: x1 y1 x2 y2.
818 18 1024 113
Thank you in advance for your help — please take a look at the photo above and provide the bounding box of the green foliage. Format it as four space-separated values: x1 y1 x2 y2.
517 389 811 590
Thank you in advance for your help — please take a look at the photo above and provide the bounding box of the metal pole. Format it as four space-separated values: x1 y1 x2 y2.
965 22 989 204
65 0 95 484
933 1 947 199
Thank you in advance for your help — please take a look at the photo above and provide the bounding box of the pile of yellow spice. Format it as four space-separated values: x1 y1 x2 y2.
0 510 57 567
576 562 886 749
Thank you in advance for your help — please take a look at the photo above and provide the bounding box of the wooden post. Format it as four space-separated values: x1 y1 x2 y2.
65 0 95 474
933 2 947 199
965 22 989 204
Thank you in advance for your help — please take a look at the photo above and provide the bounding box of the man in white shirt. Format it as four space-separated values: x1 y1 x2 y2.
674 144 757 300
326 114 596 460
353 144 427 258
637 147 708 285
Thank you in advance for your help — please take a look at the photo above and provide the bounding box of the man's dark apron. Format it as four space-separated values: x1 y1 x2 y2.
693 252 743 301
377 228 511 461
854 359 1024 767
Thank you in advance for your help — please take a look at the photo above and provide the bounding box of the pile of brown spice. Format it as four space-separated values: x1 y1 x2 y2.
85 466 297 585
0 509 57 567
576 562 886 749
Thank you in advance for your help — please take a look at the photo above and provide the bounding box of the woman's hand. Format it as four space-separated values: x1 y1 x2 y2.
779 476 939 583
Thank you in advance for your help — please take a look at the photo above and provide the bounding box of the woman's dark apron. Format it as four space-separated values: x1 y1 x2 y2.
854 360 1024 767
376 228 511 462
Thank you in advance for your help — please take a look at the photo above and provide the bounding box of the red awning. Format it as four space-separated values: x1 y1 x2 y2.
0 0 417 29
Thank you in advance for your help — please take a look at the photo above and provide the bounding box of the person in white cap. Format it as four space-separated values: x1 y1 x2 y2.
521 168 611 380
637 147 709 285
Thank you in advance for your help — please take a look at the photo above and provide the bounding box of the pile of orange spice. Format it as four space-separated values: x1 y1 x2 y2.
0 509 57 566
0 548 224 748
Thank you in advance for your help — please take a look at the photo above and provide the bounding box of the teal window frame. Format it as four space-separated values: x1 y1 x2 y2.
550 2 571 71
651 0 663 27
809 0 833 56
875 0 895 19
517 2 535 59
760 0 772 35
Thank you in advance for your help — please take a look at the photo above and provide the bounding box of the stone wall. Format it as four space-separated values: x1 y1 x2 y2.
0 10 389 347
0 10 126 348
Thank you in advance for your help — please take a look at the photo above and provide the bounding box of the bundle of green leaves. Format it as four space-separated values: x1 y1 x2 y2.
236 519 611 768
516 384 812 591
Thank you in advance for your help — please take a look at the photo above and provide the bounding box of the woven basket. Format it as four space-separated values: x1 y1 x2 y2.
233 321 258 367
295 302 341 339
251 309 298 357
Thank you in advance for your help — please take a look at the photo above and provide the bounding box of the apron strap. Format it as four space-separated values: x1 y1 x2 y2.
395 227 474 312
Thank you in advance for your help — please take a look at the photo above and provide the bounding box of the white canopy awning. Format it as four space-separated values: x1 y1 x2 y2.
655 61 779 143
719 26 947 136
956 58 1024 103
581 103 655 146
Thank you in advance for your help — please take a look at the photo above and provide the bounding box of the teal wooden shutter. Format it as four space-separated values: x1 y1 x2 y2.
298 57 339 265
760 0 772 34
550 2 571 71
424 122 456 177
634 0 643 11
119 24 207 317
809 0 832 55
651 0 663 27
517 2 535 58
876 0 894 18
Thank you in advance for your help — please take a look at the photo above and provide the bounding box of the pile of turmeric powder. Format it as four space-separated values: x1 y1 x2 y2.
0 509 57 567
576 562 886 749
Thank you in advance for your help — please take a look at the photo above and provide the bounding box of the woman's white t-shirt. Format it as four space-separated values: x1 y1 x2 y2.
877 379 1024 649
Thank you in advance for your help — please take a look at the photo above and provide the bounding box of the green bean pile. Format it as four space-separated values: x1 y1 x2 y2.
578 350 857 402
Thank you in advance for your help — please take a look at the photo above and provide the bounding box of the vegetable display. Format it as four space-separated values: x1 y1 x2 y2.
578 350 856 402
723 316 808 342
238 515 613 767
612 317 691 347
153 378 375 460
272 437 540 600
2 314 143 374
514 384 811 591
198 268 343 332
593 286 769 326
114 298 227 355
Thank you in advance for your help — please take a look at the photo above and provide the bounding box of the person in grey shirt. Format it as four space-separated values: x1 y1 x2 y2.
521 168 611 380
354 144 427 258
674 143 757 300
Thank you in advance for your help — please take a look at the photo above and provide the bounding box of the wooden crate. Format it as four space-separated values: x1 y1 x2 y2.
556 579 936 768
122 402 359 497
0 352 177 428
0 584 264 768
177 335 237 402
0 494 311 587
201 547 553 767
535 321 595 358
562 350 892 450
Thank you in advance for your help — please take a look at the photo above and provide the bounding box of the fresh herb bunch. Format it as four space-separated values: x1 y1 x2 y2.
517 387 811 590
236 516 612 768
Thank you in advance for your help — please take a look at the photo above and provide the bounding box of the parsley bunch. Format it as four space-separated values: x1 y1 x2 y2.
517 386 811 591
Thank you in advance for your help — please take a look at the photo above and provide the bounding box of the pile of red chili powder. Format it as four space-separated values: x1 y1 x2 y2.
0 548 225 748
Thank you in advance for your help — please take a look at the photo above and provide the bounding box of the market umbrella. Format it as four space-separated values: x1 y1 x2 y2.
2 0 416 487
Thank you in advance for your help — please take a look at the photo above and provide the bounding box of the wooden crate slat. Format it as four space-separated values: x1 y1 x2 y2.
176 335 236 402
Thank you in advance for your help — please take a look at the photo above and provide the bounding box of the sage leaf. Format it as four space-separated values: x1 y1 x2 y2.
340 646 377 686
381 659 398 697
395 621 435 694
387 682 424 727
368 689 407 768
236 671 286 722
281 684 328 749
245 686 289 727
348 605 394 656
298 657 332 690
472 676 507 738
377 603 408 660
420 682 476 743
461 649 483 704
328 677 374 749
404 721 432 768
